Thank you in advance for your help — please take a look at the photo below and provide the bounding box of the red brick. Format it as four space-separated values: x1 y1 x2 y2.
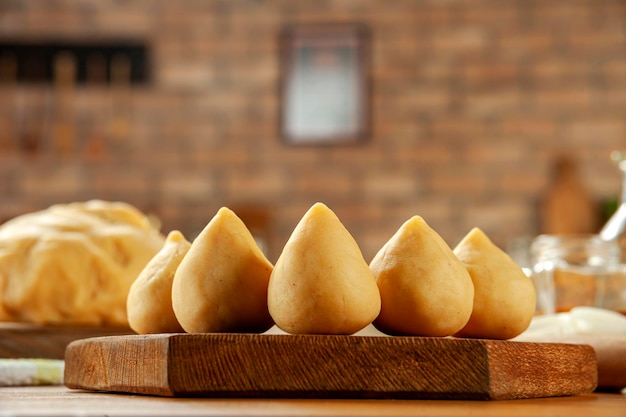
463 89 522 117
563 120 626 145
2 0 626 261
431 27 489 52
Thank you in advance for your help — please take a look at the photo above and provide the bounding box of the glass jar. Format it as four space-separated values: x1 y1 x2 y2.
529 234 620 315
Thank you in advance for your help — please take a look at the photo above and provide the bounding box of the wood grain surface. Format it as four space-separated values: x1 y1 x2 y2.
0 323 133 359
64 334 597 400
515 333 626 391
3 387 626 417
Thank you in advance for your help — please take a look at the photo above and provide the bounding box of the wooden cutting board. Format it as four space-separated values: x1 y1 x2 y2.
64 334 597 400
515 333 626 392
0 323 133 359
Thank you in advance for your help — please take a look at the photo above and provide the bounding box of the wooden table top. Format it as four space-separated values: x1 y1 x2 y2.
1 386 625 417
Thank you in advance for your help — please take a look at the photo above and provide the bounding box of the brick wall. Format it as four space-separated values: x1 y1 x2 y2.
0 0 625 263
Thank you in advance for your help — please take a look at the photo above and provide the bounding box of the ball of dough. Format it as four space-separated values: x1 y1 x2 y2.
453 227 536 340
0 200 165 326
371 216 474 337
268 203 381 335
171 207 274 334
127 230 190 334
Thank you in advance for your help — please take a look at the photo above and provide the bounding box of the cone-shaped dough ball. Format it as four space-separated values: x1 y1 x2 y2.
453 227 536 340
268 202 381 335
171 207 274 333
371 216 474 336
127 230 190 334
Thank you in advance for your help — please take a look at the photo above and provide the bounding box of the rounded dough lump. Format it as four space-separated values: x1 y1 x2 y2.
0 200 165 326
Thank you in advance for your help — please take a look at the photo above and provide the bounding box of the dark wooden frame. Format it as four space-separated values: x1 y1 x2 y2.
279 23 370 146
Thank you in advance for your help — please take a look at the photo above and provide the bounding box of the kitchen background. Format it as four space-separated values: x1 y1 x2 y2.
0 0 625 263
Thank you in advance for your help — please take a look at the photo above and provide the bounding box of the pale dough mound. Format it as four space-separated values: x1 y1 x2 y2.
0 200 165 326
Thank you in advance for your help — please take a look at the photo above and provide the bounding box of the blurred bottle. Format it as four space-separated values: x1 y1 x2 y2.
83 53 107 160
0 52 17 154
599 151 626 315
600 151 626 261
53 51 76 157
108 53 131 147
539 155 600 235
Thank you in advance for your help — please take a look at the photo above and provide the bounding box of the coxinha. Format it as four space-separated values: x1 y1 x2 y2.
127 202 536 340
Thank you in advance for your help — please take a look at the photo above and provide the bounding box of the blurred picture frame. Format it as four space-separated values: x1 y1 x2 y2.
279 23 369 145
